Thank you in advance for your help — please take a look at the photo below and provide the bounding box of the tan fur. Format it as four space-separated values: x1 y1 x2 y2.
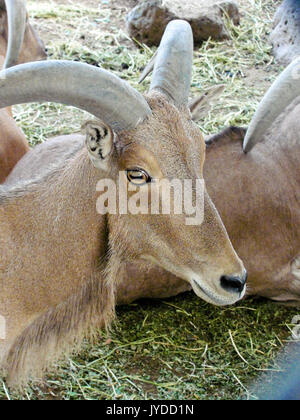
0 105 29 183
0 6 46 182
0 93 245 385
117 100 300 306
2 271 115 385
8 96 300 308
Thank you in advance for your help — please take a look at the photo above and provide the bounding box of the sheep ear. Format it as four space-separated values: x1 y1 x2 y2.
189 85 225 122
82 120 114 170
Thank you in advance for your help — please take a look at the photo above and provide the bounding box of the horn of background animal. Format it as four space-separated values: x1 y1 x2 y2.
0 61 152 131
243 56 300 152
4 0 27 69
149 20 194 106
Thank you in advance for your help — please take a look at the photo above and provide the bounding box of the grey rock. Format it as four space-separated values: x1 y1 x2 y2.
126 0 240 47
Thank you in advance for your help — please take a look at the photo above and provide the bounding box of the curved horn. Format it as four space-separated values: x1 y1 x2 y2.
243 56 300 153
150 20 193 106
4 0 27 69
0 61 152 132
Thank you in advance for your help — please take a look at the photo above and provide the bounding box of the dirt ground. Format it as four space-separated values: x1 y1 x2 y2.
24 0 283 144
29 0 282 91
31 0 139 50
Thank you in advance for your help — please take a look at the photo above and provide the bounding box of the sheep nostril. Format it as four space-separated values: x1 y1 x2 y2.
220 273 247 294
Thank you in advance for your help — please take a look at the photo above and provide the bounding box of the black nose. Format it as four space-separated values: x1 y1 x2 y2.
220 272 247 294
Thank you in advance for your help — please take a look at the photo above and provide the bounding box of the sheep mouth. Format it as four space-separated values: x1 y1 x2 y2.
192 280 238 307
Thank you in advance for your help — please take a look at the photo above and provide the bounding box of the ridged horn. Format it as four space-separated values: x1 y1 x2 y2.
149 20 194 106
243 56 300 153
0 60 152 132
4 0 27 69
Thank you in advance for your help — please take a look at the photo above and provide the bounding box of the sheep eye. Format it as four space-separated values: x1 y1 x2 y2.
126 169 151 186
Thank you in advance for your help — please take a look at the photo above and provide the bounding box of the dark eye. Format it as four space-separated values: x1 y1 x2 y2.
126 169 151 186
